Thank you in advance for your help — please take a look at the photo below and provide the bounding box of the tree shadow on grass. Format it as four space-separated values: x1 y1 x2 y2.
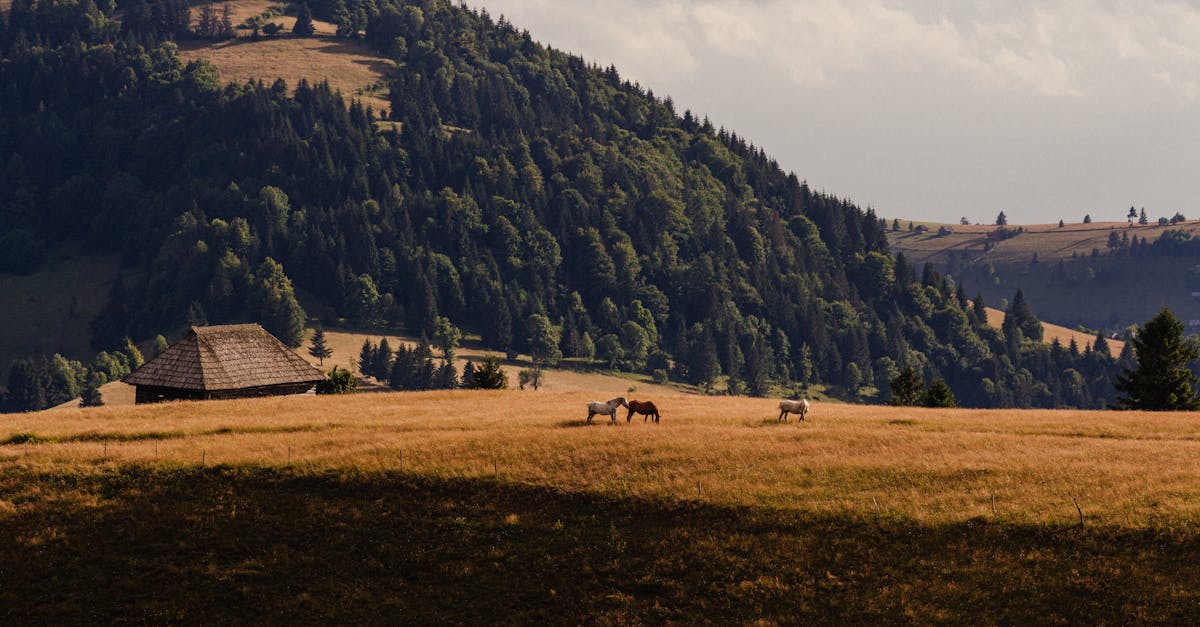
4 466 1200 624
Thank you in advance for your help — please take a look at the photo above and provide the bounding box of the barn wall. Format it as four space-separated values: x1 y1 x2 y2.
134 383 316 404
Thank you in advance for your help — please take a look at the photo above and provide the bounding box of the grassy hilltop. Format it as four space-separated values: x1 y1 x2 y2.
890 220 1200 331
5 393 1200 622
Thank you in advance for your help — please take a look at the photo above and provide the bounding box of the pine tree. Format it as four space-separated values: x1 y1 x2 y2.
921 380 957 408
1083 214 1092 224
292 3 316 36
1114 308 1200 410
79 374 104 407
358 339 376 377
1092 331 1110 358
1139 208 1149 225
152 334 169 357
308 327 332 365
1006 289 1042 341
889 366 923 406
373 338 394 380
467 355 507 389
331 0 352 36
995 211 1007 226
219 3 234 39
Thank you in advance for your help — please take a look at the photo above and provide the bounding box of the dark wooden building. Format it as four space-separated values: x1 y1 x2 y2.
123 324 325 404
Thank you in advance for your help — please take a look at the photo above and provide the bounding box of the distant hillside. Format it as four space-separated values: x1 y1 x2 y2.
891 220 1200 333
889 220 1200 265
983 307 1122 358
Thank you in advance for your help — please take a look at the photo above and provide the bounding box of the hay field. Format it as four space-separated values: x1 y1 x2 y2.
9 391 1200 527
890 219 1200 265
178 1 392 112
984 306 1124 357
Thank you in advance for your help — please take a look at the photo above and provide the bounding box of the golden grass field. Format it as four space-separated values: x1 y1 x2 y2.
890 219 1200 265
12 391 1200 527
178 1 392 112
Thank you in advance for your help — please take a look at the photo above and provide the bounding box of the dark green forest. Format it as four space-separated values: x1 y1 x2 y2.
0 0 1124 411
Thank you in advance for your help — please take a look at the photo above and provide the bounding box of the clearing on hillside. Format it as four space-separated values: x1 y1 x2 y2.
984 307 1123 357
178 1 392 112
0 253 122 382
889 219 1200 265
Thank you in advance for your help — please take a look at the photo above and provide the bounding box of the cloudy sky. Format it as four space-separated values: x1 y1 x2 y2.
471 0 1200 225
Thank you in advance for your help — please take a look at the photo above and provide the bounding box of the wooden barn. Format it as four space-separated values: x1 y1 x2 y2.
123 324 325 404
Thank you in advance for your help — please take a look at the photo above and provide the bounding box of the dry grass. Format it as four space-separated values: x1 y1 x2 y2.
10 392 1200 527
890 219 1200 265
179 0 392 112
984 306 1124 357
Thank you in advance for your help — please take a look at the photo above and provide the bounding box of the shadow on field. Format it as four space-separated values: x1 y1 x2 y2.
3 466 1200 624
555 419 624 428
750 418 804 428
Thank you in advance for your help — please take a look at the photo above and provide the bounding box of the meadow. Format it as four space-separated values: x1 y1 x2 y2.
5 392 1200 621
178 1 393 112
889 219 1200 265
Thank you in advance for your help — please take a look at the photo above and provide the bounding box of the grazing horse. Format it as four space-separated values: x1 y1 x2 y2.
586 397 628 424
778 398 810 422
626 400 661 423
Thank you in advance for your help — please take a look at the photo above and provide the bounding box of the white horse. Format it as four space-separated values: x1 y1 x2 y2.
778 398 810 422
586 397 628 424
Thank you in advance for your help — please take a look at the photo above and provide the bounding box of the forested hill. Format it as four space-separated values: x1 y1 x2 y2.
0 0 1121 409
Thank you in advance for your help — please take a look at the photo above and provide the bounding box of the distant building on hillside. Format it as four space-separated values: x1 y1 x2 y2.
914 224 930 234
123 324 324 404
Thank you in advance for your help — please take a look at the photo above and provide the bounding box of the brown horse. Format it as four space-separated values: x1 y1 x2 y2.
626 400 661 423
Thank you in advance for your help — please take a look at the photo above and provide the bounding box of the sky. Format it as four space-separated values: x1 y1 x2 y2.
469 0 1200 225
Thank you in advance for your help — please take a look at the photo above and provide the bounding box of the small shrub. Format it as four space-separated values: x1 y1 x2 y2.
467 356 508 390
4 433 41 445
651 369 669 384
316 366 358 394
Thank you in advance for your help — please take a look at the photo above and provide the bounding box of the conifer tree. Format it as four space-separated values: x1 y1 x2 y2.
152 334 169 357
358 339 376 377
292 3 315 36
1092 331 1110 358
921 379 957 408
1114 308 1200 410
889 366 923 406
80 374 104 407
308 327 332 365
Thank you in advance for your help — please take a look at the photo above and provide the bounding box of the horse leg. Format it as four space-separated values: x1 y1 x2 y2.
653 411 660 424
587 410 594 423
627 408 633 423
779 409 787 422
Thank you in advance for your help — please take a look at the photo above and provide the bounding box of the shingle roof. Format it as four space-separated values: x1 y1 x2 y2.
123 324 324 391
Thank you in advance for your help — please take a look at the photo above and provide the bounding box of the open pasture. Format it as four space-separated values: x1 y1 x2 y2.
889 219 1200 265
6 393 1200 622
9 391 1200 526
